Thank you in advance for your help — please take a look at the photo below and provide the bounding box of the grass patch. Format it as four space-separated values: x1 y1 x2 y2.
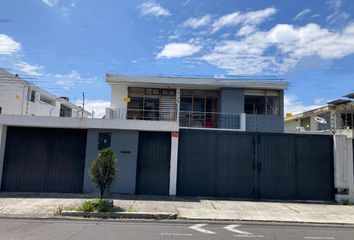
77 199 113 213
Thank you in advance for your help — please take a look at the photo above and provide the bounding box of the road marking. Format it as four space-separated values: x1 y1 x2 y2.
224 224 253 235
189 224 216 234
234 235 264 238
304 237 334 240
160 233 193 236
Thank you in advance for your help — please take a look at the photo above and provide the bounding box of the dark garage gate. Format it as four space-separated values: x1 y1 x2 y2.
135 131 171 195
177 129 334 201
1 127 87 193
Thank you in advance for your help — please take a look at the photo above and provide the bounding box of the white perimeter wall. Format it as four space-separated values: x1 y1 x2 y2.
334 134 354 202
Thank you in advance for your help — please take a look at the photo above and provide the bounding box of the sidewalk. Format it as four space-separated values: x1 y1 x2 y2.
1 193 354 224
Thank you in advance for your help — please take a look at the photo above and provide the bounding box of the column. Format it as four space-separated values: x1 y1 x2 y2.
0 125 7 188
169 131 179 196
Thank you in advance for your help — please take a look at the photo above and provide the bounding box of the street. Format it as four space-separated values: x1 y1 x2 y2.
0 218 354 240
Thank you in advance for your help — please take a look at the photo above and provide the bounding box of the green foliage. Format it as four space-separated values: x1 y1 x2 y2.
89 147 117 199
341 199 352 205
79 199 113 212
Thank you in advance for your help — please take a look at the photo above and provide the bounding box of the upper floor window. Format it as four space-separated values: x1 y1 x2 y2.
28 90 36 102
40 95 55 106
127 87 176 121
244 90 280 115
60 104 72 117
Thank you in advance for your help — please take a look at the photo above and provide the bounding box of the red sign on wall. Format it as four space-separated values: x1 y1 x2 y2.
172 131 179 138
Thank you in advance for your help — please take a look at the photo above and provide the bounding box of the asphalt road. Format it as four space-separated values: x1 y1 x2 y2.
0 218 354 240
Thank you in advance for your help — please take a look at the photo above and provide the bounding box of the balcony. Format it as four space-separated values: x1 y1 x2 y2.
106 108 246 131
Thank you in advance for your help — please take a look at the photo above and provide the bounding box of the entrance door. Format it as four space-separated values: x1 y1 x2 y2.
135 132 171 195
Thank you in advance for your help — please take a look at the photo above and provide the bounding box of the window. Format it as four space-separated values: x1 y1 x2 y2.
40 95 55 106
60 104 72 117
28 90 36 102
179 90 219 128
127 87 176 120
98 132 111 150
244 90 280 115
300 117 311 130
341 113 353 129
0 107 2 115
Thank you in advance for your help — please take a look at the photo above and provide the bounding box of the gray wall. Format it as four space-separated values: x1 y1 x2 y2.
220 89 284 133
83 129 139 194
220 88 244 113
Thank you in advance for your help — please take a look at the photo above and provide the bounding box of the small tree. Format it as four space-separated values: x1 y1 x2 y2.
89 147 117 200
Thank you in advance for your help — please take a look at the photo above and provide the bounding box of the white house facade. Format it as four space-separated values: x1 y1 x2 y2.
0 69 89 118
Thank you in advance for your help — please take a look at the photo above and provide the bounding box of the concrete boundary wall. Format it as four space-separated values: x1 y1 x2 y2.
334 134 354 202
83 129 139 194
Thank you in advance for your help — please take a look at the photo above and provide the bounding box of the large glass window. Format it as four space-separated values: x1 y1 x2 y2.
244 90 280 115
127 87 176 120
179 90 219 128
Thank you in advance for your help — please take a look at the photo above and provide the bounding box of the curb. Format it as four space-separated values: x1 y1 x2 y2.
1 215 354 227
61 211 177 220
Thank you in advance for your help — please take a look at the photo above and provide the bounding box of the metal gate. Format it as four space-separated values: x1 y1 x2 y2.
177 129 334 201
135 131 171 195
1 127 87 193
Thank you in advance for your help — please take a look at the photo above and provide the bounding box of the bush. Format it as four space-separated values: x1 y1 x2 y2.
79 199 113 212
89 147 117 200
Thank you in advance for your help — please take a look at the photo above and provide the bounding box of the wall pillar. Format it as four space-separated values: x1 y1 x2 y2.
333 134 354 203
0 125 7 189
169 132 179 196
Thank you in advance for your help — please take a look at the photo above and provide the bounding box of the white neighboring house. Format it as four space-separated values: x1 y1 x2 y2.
0 69 90 118
285 93 354 135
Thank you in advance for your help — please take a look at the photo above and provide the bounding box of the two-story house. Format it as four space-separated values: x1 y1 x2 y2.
105 74 288 133
285 92 354 135
0 69 90 118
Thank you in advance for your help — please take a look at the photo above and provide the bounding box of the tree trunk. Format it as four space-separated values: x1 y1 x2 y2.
100 187 104 200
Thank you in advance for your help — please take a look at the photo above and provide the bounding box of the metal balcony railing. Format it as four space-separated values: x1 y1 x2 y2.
106 108 246 131
179 111 245 130
107 108 177 122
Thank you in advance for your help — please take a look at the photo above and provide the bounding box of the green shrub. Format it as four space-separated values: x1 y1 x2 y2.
79 199 113 212
90 147 117 200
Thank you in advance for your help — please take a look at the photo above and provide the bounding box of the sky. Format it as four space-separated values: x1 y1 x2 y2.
1 0 354 117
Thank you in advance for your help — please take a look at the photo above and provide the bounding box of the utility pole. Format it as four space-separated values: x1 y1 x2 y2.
82 92 85 118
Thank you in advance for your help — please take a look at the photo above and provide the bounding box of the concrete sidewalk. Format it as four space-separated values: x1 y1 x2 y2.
1 193 354 224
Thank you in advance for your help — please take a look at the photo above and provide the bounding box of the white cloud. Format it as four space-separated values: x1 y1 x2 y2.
76 99 110 118
284 95 323 115
138 1 171 17
202 22 354 75
157 43 202 58
0 34 21 55
212 7 277 33
53 70 96 90
326 0 350 24
42 0 58 7
183 15 212 29
13 61 43 77
293 8 311 21
237 25 256 36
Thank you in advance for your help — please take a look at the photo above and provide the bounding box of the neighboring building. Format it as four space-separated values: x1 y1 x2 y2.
105 74 288 133
0 69 90 118
285 93 354 133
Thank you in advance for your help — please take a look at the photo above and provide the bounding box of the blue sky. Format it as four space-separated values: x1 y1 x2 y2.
1 0 354 116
